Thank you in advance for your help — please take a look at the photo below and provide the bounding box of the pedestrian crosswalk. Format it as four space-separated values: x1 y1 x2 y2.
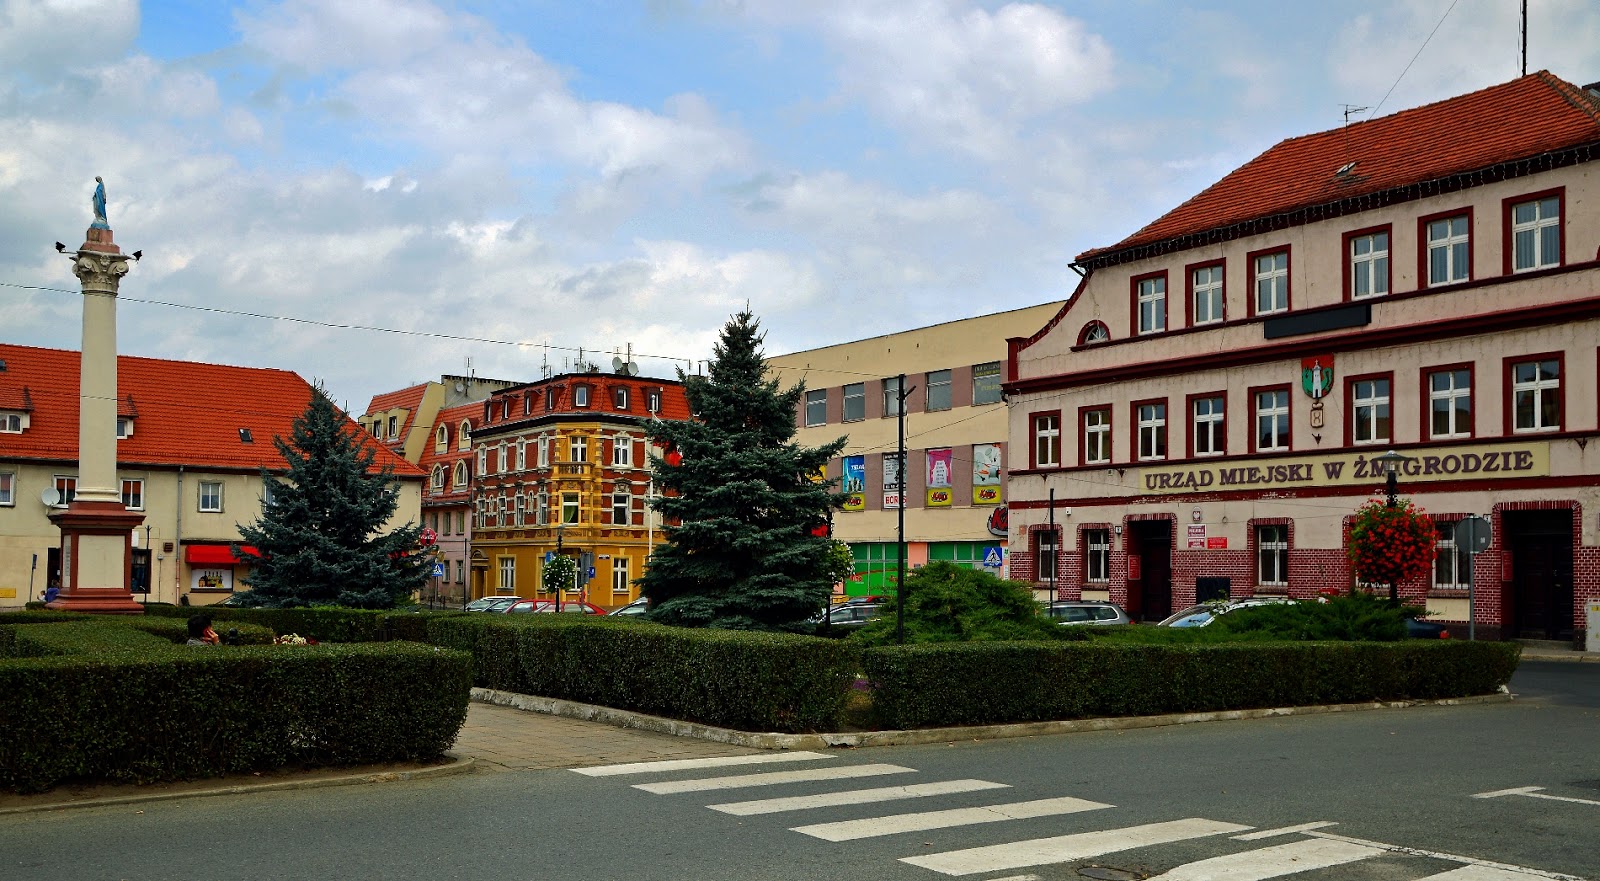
573 753 1590 881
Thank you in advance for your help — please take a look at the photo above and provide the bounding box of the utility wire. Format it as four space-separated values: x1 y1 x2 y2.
1369 0 1460 119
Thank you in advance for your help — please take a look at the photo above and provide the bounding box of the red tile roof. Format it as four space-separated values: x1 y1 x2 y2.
1078 72 1600 264
417 402 478 503
0 343 422 477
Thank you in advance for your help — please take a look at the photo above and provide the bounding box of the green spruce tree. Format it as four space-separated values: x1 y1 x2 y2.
641 309 848 631
235 387 429 609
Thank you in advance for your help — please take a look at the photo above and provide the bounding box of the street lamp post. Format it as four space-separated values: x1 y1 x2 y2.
1370 449 1415 604
554 521 566 612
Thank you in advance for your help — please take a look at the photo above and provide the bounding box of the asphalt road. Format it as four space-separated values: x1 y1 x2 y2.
4 663 1597 881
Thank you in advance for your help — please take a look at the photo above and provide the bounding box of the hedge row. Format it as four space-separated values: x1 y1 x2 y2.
427 614 858 733
0 614 471 793
139 603 468 643
862 639 1522 729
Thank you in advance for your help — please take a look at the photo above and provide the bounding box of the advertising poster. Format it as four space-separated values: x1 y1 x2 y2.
842 456 865 511
883 453 903 509
191 569 233 591
972 443 1003 505
925 448 953 507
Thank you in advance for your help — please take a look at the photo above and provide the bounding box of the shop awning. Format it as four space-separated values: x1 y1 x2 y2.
185 544 258 565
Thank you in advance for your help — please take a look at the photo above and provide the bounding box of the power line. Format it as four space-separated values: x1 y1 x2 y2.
1368 0 1460 119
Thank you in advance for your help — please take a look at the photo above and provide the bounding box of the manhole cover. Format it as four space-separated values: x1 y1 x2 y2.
1077 868 1142 880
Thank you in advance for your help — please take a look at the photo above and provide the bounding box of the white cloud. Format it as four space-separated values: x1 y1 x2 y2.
0 0 139 79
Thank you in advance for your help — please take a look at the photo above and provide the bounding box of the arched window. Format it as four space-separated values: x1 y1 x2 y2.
435 424 449 452
454 460 468 490
431 465 445 492
1078 321 1110 346
458 421 471 451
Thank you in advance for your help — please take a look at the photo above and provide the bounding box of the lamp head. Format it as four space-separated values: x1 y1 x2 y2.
1371 449 1413 476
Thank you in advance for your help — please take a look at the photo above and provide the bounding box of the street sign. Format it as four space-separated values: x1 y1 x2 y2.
1454 516 1492 553
431 562 446 578
982 547 1003 568
544 551 555 563
587 567 597 579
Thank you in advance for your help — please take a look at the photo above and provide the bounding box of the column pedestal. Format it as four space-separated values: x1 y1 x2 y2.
47 500 146 614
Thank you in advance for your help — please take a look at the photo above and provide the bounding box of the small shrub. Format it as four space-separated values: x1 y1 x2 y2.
1210 593 1411 641
850 561 1064 646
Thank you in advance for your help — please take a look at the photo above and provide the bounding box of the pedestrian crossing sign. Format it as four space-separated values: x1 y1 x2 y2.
982 547 1003 568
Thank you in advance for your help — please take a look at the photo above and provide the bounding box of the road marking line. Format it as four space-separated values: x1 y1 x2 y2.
1303 831 1588 881
899 818 1251 876
633 763 914 794
708 779 1010 816
1149 837 1383 879
1471 785 1600 808
1419 867 1579 880
793 795 1114 842
985 876 1041 881
1232 821 1337 840
573 751 837 777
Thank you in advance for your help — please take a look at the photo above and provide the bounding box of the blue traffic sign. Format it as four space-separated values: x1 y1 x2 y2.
982 547 1003 568
544 551 556 563
586 567 597 579
431 562 446 577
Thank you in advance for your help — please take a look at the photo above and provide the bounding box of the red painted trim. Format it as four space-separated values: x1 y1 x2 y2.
1130 397 1168 462
1028 408 1062 469
1416 206 1475 289
1077 403 1112 467
1076 320 1111 346
1419 361 1476 441
1502 350 1567 436
1010 286 1600 396
1501 186 1565 276
1184 390 1227 459
1016 274 1090 351
1246 383 1292 454
1244 244 1292 318
1341 223 1393 302
1182 258 1226 327
1129 269 1169 335
1342 370 1394 448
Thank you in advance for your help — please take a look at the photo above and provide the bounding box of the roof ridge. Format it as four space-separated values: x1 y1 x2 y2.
1538 69 1600 125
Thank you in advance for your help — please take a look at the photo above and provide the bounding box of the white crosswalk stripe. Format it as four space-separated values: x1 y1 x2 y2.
1418 867 1573 880
1148 837 1384 879
794 795 1114 842
900 817 1252 876
708 779 1010 816
572 751 836 777
633 763 915 794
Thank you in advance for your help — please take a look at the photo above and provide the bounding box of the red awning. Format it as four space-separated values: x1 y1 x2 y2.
184 544 259 565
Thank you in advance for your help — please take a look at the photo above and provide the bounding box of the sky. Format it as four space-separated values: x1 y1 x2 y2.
3 0 1599 414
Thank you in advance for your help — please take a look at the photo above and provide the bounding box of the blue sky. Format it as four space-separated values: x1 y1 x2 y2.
3 0 1599 412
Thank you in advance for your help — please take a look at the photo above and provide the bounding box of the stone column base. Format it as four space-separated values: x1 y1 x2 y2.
48 501 146 615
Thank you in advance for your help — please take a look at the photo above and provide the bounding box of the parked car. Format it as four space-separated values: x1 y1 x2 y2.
809 602 882 632
1405 616 1452 639
1158 597 1296 627
502 599 608 615
609 597 649 617
1043 601 1131 626
465 595 522 613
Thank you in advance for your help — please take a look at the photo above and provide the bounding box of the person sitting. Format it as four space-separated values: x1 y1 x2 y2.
186 614 220 646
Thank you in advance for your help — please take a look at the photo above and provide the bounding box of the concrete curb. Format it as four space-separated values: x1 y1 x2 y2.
471 688 1514 751
1520 652 1600 663
0 755 477 816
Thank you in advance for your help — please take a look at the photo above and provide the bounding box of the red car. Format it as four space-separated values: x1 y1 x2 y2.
501 599 608 616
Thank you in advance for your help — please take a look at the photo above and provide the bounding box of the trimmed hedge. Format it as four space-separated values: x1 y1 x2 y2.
862 639 1522 729
0 615 471 793
140 604 469 643
427 614 859 733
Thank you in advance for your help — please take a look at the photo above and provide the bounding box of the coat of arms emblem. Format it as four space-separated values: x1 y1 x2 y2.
1301 356 1334 399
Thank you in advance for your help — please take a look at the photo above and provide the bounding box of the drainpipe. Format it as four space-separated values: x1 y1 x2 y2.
174 465 184 602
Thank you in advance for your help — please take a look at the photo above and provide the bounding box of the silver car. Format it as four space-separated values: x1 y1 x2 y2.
1043 601 1131 625
1158 597 1295 627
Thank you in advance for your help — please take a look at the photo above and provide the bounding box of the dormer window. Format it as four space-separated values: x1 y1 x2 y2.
458 420 471 450
545 387 557 410
614 387 629 410
387 415 398 438
436 424 449 452
646 389 662 413
116 417 133 439
1 412 26 433
574 385 591 408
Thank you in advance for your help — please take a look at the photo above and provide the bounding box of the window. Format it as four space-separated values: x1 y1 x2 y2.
1509 357 1561 432
54 475 77 505
0 412 23 432
1434 525 1471 590
1254 388 1290 451
972 362 1002 405
804 389 826 426
498 556 516 592
562 492 580 524
458 421 471 450
882 377 903 417
612 434 633 468
453 461 468 490
1082 407 1111 465
1256 525 1288 587
545 387 557 411
1033 413 1061 468
476 447 487 475
513 492 525 526
385 415 397 438
198 480 223 513
614 387 629 410
646 388 662 413
1078 322 1110 345
612 556 631 593
612 483 631 525
512 440 523 471
497 442 508 473
115 477 139 509
1347 228 1390 299
431 466 444 492
1085 529 1110 583
538 435 551 467
1136 401 1167 461
0 471 13 506
569 435 588 463
925 370 952 412
455 560 465 585
435 425 448 452
1509 193 1561 273
116 417 133 438
1424 212 1470 286
574 385 590 408
1190 263 1224 325
1134 272 1166 334
524 394 532 416
1251 249 1289 315
1350 377 1391 445
1428 367 1472 439
536 492 549 525
1191 395 1225 457
1035 530 1059 583
842 383 865 422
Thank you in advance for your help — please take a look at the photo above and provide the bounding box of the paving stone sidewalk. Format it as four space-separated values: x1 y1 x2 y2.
450 701 762 772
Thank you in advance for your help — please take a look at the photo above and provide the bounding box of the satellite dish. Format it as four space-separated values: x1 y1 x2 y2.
454 382 466 393
625 361 639 376
612 356 626 374
41 488 61 507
